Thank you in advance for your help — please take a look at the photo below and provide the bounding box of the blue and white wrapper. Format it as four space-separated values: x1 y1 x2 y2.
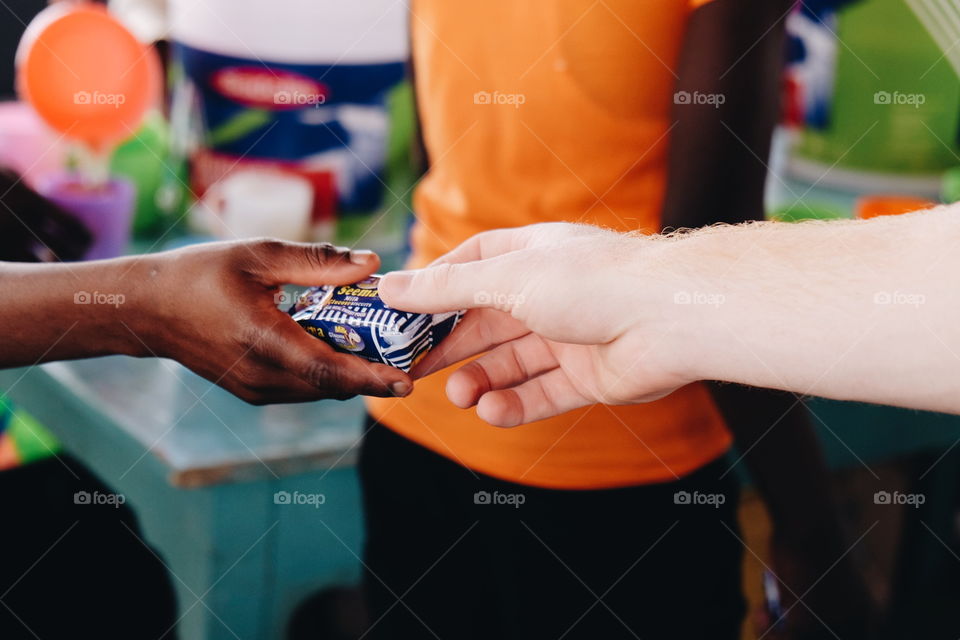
288 275 464 372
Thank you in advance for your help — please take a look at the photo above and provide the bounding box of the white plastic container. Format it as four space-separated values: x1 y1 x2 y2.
167 0 411 247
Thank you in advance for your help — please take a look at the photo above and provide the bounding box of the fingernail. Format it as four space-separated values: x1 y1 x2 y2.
390 381 412 397
350 249 376 265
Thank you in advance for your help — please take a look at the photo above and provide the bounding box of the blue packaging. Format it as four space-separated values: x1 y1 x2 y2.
289 276 463 372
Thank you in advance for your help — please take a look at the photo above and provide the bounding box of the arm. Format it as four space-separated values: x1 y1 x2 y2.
666 0 811 522
379 209 960 418
663 0 788 231
665 6 871 635
656 209 960 412
1 240 412 403
667 0 822 522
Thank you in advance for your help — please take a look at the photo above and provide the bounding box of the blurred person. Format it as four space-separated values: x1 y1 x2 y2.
384 208 960 421
360 0 872 638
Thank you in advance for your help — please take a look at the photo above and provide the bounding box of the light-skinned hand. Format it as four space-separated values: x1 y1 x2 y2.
379 223 690 426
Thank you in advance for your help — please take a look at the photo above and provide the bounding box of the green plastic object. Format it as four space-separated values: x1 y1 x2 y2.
8 409 61 464
941 167 960 203
207 108 273 147
795 0 960 174
0 396 60 465
110 111 189 238
769 202 846 223
334 79 417 257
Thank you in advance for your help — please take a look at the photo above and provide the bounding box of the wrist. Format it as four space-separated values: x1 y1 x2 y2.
627 233 731 385
74 255 169 359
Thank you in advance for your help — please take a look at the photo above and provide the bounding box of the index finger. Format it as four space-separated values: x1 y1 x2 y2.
378 251 534 315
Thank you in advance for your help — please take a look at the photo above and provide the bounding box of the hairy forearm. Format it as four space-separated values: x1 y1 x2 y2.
0 258 156 367
645 206 960 413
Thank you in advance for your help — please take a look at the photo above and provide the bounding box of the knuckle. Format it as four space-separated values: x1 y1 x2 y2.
426 262 456 291
301 358 338 389
240 323 271 352
229 364 261 390
228 239 283 278
475 312 496 347
507 342 530 382
303 243 340 269
461 360 493 395
251 238 287 256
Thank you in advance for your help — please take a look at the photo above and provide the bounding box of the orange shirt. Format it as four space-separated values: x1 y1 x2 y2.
367 0 731 489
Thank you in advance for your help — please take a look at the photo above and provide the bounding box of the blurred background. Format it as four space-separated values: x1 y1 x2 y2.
2 0 960 639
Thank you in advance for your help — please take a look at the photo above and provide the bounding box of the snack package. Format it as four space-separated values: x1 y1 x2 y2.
288 275 464 372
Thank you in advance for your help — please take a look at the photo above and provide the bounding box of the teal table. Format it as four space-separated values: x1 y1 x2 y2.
0 357 369 640
4 345 960 639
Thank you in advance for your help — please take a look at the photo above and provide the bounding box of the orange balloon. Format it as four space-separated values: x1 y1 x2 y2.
16 2 155 150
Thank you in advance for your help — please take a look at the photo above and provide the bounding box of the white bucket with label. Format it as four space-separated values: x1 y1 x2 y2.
167 0 412 249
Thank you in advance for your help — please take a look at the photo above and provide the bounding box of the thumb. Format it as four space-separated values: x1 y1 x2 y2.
379 255 527 314
253 241 381 286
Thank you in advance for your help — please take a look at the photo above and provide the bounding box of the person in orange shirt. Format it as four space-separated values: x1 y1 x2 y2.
361 1 873 638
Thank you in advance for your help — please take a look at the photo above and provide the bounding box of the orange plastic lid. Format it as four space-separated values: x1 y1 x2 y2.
855 195 938 220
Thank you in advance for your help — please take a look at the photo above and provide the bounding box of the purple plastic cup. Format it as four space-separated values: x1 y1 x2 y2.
37 172 136 260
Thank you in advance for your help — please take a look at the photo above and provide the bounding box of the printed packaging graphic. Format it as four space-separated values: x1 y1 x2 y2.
169 42 412 245
289 276 463 372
